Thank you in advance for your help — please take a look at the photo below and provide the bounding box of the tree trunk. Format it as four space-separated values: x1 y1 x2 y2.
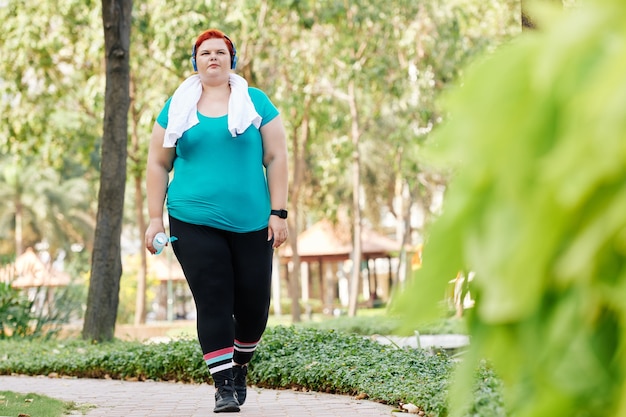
83 0 132 342
14 198 23 256
133 174 147 325
129 77 147 326
348 80 362 317
286 103 312 323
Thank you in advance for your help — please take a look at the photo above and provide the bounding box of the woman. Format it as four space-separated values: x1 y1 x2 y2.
145 28 288 413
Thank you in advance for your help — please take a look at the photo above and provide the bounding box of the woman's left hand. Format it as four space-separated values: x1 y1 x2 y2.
268 216 288 248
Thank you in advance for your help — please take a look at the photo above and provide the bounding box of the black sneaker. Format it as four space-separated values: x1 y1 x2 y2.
214 380 240 413
232 365 248 405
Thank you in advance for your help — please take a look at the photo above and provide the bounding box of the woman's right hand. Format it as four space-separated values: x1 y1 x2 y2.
145 122 175 254
145 220 165 255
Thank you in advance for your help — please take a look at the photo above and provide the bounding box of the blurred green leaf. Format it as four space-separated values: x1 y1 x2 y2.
397 1 626 416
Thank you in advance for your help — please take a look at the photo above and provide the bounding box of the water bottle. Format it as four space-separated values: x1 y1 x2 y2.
153 232 169 255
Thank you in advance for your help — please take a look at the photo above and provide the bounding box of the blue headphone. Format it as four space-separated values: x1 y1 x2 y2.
191 35 238 71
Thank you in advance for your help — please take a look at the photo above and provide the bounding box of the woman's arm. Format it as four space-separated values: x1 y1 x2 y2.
145 122 176 253
261 115 289 248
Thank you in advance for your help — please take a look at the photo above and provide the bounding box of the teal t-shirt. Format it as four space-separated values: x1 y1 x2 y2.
156 87 279 232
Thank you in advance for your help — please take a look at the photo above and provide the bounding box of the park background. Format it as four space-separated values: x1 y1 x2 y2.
0 0 520 332
3 0 626 416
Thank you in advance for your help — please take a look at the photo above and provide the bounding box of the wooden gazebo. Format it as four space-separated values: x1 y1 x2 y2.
0 247 72 316
278 219 403 310
0 247 71 288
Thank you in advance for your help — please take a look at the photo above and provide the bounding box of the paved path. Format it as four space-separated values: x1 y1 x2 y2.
0 375 399 417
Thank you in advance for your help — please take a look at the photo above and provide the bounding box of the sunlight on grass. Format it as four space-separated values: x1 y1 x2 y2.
0 391 92 417
162 307 466 339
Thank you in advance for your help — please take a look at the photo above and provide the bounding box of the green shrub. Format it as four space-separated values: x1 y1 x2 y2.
0 282 34 338
253 326 455 414
0 281 85 339
0 326 503 417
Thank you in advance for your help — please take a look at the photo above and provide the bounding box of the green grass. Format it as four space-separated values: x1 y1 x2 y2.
0 391 90 417
164 308 468 339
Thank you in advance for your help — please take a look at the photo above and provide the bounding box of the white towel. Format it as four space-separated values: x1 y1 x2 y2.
227 74 262 137
163 75 202 147
163 74 262 147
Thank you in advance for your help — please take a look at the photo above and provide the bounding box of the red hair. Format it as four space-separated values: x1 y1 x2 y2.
193 29 235 64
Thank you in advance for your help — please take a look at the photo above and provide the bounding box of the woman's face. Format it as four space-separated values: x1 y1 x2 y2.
195 38 231 76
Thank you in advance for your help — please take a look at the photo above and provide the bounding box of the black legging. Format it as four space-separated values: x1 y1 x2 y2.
169 216 273 357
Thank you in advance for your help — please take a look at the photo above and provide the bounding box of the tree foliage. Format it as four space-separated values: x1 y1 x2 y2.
0 0 104 166
397 1 626 416
0 154 94 258
0 0 101 262
1 0 518 328
0 0 518 246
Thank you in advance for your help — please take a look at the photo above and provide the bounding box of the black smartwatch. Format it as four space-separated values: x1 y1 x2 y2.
270 209 288 219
